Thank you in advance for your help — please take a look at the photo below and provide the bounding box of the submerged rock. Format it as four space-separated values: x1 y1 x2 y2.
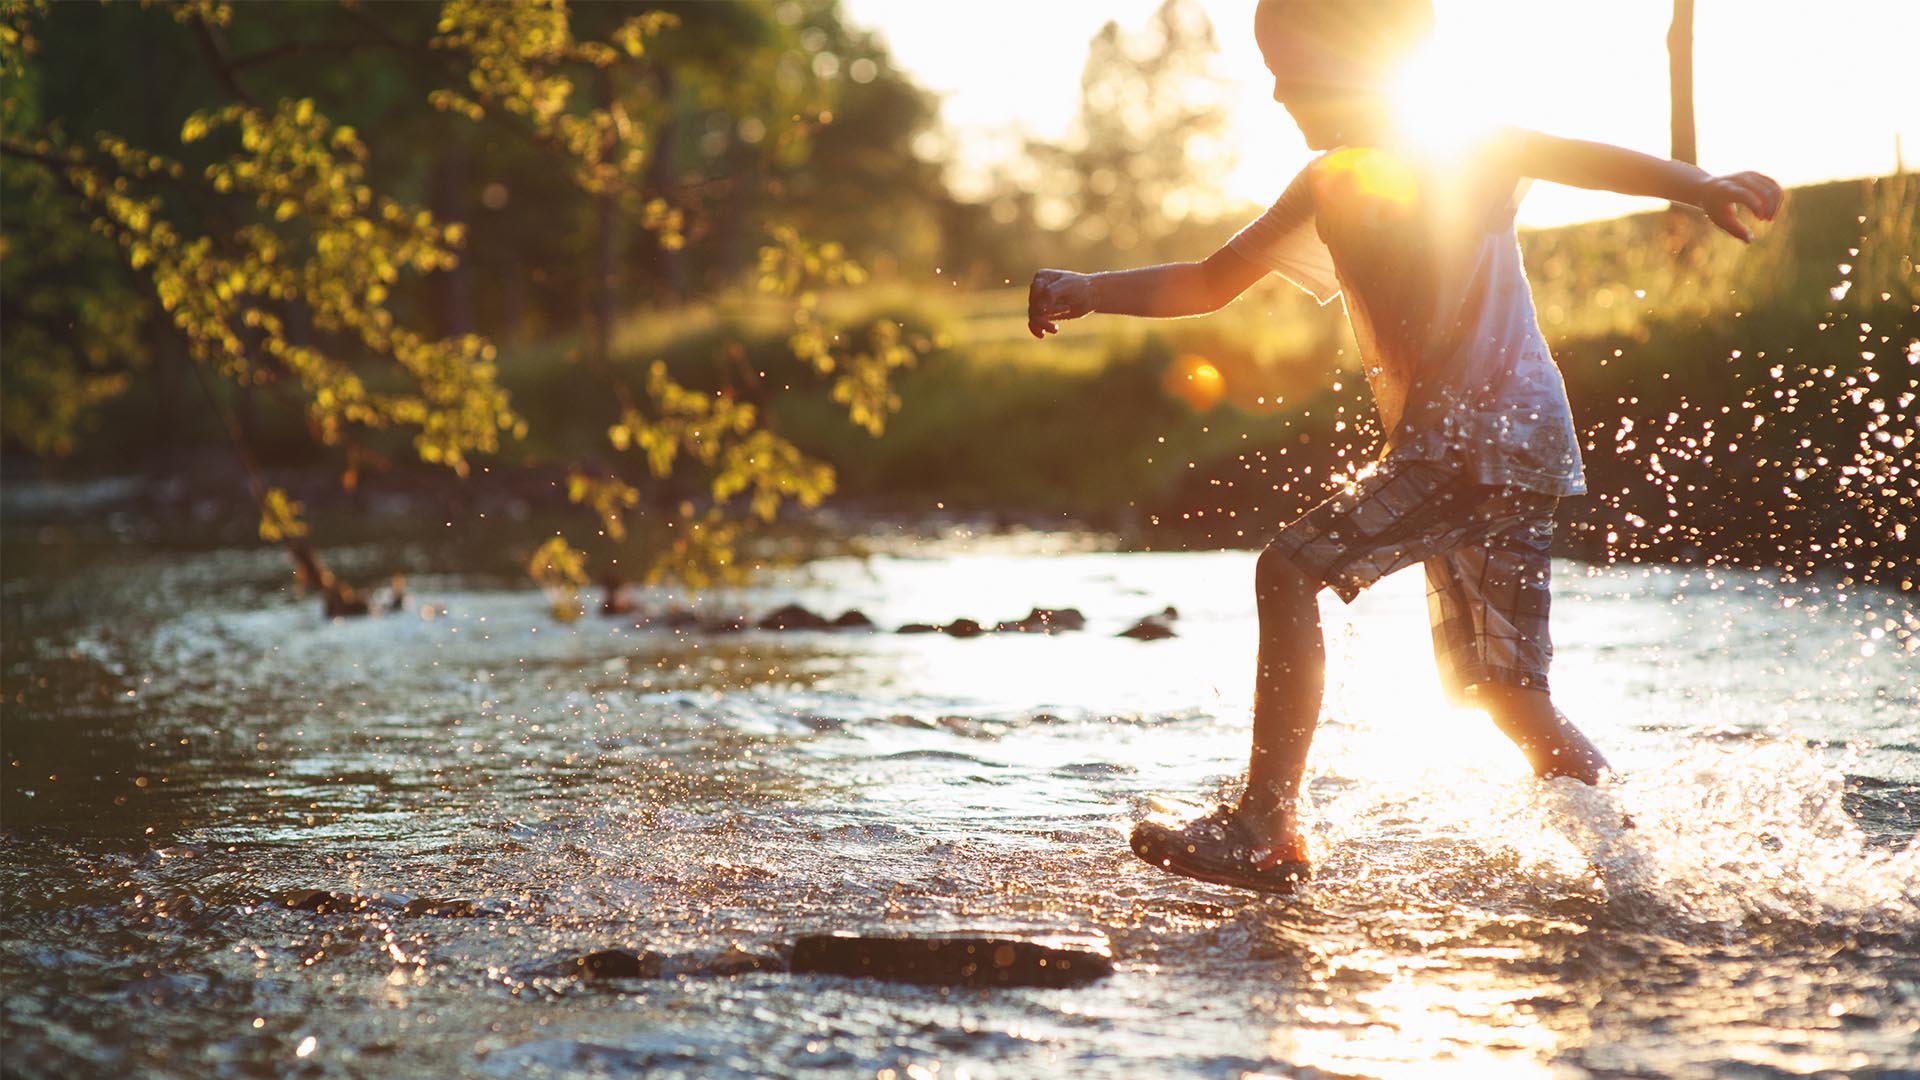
271 889 367 914
561 945 785 982
789 933 1112 988
323 589 371 619
574 948 661 980
896 623 941 634
600 573 638 617
401 897 486 918
943 618 986 638
701 614 750 634
758 603 832 631
672 946 786 977
1118 606 1180 640
995 607 1087 633
831 609 876 629
384 575 409 615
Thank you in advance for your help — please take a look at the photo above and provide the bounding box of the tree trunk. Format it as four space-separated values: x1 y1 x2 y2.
639 66 685 302
590 68 622 369
432 140 475 337
1667 0 1696 165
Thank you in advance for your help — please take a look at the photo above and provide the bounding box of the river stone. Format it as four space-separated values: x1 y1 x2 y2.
789 933 1113 988
323 588 370 619
758 603 832 631
896 623 940 634
995 607 1087 633
272 889 366 914
831 609 875 629
669 946 787 977
600 585 638 618
402 897 484 918
574 948 662 980
1118 608 1178 640
943 618 986 638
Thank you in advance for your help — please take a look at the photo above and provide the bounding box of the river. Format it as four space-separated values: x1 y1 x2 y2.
3 519 1916 1078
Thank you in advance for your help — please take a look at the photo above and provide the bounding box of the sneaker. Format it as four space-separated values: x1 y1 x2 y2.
1129 806 1310 894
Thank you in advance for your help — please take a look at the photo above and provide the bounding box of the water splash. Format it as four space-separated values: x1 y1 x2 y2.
1530 743 1918 937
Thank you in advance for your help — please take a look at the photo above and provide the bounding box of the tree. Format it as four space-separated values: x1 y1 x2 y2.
1029 0 1235 267
1667 0 1696 166
1 0 926 604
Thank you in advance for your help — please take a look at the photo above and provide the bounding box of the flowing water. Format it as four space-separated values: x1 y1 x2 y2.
3 520 1917 1079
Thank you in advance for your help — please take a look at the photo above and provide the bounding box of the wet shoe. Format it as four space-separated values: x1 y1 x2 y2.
1129 806 1310 894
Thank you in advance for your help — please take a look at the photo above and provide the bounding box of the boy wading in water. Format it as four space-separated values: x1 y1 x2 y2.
1028 0 1781 892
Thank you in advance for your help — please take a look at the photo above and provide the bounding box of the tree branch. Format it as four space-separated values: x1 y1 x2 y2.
0 140 77 171
189 14 259 107
227 35 436 71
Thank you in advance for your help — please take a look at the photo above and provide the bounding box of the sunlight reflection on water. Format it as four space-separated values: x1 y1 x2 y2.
2 542 1916 1078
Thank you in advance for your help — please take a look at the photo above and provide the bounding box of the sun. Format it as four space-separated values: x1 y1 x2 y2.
1386 37 1503 163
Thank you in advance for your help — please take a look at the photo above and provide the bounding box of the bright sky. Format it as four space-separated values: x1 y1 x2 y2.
843 0 1919 227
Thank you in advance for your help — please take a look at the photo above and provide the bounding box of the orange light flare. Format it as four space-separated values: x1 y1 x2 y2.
1165 354 1227 412
1312 147 1421 218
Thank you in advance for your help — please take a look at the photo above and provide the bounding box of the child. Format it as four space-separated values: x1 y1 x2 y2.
1027 0 1781 892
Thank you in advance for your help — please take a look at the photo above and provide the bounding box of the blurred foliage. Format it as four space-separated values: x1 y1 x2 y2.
506 177 1913 588
1030 0 1236 267
0 0 943 589
5 0 1909 596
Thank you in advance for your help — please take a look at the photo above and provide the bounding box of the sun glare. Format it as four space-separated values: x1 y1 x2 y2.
1324 570 1535 785
1387 38 1502 162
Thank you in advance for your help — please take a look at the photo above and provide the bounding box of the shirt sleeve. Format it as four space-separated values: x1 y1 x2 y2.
1226 165 1341 304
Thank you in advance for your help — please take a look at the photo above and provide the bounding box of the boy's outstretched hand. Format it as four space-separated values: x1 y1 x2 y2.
1028 269 1096 339
1699 171 1784 243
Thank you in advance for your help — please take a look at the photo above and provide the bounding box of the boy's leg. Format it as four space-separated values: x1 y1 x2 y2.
1235 545 1326 843
1424 516 1611 783
1470 683 1609 782
1133 462 1568 889
1230 463 1483 846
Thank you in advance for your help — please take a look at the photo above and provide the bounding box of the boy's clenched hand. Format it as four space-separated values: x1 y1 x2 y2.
1028 269 1097 339
1699 171 1783 243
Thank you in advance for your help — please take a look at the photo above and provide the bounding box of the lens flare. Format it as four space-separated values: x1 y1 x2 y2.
1167 354 1227 411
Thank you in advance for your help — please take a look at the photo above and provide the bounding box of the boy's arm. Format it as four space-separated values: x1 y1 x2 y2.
1505 129 1783 242
1027 246 1266 339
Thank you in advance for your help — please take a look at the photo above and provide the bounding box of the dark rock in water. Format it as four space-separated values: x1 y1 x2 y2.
272 889 365 914
701 614 749 634
943 618 985 638
402 897 485 918
789 933 1113 988
832 609 876 629
600 573 638 617
897 623 940 634
996 607 1087 633
672 946 787 978
384 574 409 615
662 607 700 629
1119 607 1179 640
758 603 832 631
323 588 370 619
574 948 661 980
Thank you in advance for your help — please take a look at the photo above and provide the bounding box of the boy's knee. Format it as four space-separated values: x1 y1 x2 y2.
1255 543 1316 600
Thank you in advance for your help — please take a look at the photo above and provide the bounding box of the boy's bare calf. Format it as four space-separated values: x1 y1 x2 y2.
1236 541 1612 848
1470 683 1610 784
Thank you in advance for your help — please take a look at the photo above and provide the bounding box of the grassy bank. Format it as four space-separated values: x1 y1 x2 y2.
31 175 1917 586
573 174 1914 584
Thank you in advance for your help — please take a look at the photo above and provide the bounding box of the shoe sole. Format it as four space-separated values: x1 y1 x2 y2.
1129 826 1310 895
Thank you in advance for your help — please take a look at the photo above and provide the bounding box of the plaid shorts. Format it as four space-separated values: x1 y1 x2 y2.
1267 460 1558 699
